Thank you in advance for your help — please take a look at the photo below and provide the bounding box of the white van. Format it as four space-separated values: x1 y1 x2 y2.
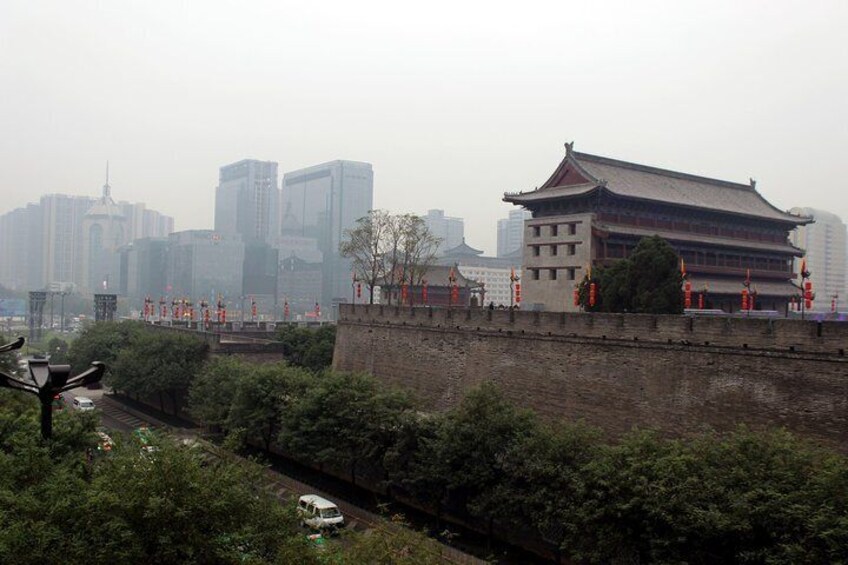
297 494 345 531
72 396 95 411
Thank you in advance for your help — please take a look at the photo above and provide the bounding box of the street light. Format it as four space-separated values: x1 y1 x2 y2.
0 337 105 439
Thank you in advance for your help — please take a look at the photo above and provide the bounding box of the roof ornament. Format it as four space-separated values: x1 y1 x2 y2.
749 178 757 189
564 141 574 156
597 178 608 187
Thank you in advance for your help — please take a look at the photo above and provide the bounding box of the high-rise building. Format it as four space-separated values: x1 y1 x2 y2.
81 174 130 292
423 209 464 256
790 208 847 312
215 159 278 244
0 167 173 293
167 230 245 301
0 204 43 290
40 194 95 289
121 237 170 301
281 160 373 315
497 209 531 258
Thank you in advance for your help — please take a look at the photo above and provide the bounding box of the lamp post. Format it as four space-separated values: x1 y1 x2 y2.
448 268 457 309
509 268 519 309
0 337 105 440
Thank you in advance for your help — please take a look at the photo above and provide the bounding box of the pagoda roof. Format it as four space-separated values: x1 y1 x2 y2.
441 239 484 258
597 223 805 256
376 264 482 288
504 144 812 226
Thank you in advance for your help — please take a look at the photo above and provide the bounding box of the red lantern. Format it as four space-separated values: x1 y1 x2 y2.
698 293 704 310
741 288 749 311
401 283 408 304
514 283 521 304
684 281 692 309
356 283 361 298
451 285 459 305
589 282 597 307
573 288 579 307
422 282 428 304
804 280 813 301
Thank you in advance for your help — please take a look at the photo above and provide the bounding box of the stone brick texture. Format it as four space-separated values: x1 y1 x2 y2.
334 304 848 452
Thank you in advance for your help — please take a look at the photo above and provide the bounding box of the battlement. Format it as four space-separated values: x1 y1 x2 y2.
339 304 848 358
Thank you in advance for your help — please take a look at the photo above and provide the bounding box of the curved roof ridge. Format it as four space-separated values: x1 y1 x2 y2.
572 151 752 191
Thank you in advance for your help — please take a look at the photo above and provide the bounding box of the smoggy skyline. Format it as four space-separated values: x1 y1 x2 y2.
2 1 846 255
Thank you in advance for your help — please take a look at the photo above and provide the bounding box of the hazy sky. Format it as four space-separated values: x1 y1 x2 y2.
2 1 846 254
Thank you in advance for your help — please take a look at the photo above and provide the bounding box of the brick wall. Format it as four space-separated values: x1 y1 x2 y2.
334 304 848 451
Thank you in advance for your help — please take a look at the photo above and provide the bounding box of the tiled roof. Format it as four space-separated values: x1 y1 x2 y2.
376 265 483 287
597 223 804 256
442 239 484 257
505 146 812 225
687 277 798 297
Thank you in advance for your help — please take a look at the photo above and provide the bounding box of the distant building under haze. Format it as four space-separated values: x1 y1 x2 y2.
790 207 847 312
423 209 464 256
281 160 373 316
215 159 279 244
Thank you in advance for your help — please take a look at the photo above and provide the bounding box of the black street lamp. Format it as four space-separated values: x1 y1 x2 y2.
0 337 105 440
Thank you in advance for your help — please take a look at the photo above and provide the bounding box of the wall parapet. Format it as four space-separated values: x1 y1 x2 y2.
338 304 848 358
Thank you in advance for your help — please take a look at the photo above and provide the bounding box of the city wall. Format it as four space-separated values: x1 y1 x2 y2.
333 304 848 451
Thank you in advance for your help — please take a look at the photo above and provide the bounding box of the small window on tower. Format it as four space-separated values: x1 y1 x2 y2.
549 269 557 280
569 223 577 236
550 245 558 256
532 226 541 237
551 225 559 236
532 269 540 280
568 244 576 256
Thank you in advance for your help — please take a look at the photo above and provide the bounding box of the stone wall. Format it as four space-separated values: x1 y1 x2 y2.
334 304 848 451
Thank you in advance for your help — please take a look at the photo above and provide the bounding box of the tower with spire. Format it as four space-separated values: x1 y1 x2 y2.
80 162 128 292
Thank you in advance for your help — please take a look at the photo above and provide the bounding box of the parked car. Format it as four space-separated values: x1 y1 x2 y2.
72 396 95 411
297 495 345 531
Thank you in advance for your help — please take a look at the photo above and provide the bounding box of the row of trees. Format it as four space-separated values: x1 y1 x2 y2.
578 235 685 314
67 321 336 415
0 389 451 564
340 210 441 304
188 359 848 564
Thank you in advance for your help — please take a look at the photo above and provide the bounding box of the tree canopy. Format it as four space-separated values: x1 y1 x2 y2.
578 235 684 314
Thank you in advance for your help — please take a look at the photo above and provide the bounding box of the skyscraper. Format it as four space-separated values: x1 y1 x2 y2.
215 159 278 244
497 209 531 258
423 209 464 256
81 172 129 292
40 194 95 289
281 160 373 315
790 207 847 312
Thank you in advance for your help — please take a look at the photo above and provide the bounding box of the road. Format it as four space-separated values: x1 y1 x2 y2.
62 388 156 433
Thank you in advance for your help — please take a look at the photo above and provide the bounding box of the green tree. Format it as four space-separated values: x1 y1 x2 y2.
428 383 537 537
67 320 143 376
279 371 413 485
227 363 311 451
578 236 683 314
110 330 208 415
275 324 336 371
188 356 246 430
0 397 316 565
